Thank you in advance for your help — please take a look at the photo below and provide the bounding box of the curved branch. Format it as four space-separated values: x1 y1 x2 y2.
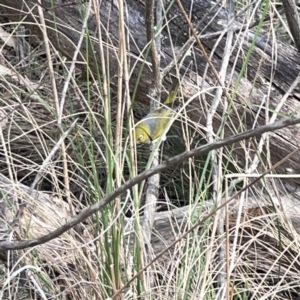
0 115 300 251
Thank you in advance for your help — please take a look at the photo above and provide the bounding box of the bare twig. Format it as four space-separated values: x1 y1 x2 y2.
0 115 300 251
143 0 163 288
202 1 235 298
282 0 300 54
143 0 162 252
145 0 161 101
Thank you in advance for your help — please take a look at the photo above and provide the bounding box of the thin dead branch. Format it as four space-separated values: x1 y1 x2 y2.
142 0 162 252
282 0 300 53
0 115 300 251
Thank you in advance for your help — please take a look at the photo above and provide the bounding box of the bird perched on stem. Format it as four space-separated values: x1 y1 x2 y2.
135 79 181 144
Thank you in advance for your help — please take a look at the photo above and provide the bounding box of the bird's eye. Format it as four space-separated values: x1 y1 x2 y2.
139 134 143 141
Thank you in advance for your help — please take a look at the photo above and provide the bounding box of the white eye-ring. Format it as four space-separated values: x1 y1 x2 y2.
139 134 144 141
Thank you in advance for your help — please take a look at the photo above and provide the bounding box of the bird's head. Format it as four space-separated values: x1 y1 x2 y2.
134 123 152 144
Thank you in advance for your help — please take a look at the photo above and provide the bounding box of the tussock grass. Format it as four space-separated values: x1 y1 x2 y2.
0 1 299 299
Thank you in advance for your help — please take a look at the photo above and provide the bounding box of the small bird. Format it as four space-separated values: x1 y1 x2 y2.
135 80 181 144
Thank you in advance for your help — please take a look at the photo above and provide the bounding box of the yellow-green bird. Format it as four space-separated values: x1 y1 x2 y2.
135 80 181 144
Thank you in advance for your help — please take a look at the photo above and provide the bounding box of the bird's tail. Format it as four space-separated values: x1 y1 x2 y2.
164 78 179 105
